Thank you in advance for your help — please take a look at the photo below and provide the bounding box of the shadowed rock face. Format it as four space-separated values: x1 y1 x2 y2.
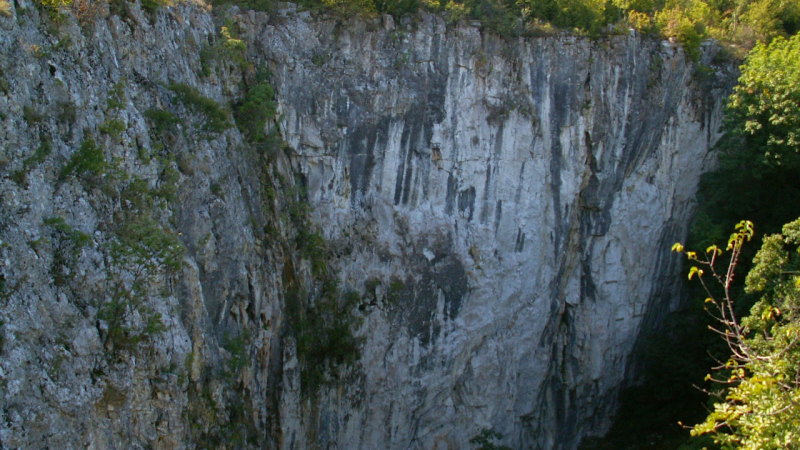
0 3 730 450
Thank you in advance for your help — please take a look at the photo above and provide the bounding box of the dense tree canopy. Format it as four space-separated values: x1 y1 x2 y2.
208 0 800 55
676 219 800 449
673 30 800 450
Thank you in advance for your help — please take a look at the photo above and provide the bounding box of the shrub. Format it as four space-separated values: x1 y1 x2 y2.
234 71 277 144
141 0 172 14
99 118 126 138
144 109 183 134
199 25 247 77
44 216 92 286
222 330 251 376
655 7 703 60
168 83 231 133
11 138 52 186
106 80 126 110
23 106 43 125
60 137 107 182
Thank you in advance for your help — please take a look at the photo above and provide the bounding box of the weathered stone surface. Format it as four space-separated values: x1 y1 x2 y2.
260 13 730 449
0 3 731 450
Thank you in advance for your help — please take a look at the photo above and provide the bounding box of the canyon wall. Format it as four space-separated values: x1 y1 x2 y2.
0 2 730 449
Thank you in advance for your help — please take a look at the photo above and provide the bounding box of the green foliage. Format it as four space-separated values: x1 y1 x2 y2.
233 69 277 144
387 276 405 303
58 101 77 125
281 193 362 395
0 69 10 95
517 0 611 35
97 294 167 355
199 24 247 77
691 32 800 259
297 227 329 277
110 213 185 272
141 0 172 14
168 82 231 133
222 330 251 376
470 429 512 450
23 106 43 125
60 137 107 182
99 118 126 138
34 0 71 22
106 81 127 110
682 219 800 449
729 34 800 165
43 217 92 249
210 181 223 197
286 281 362 394
144 108 183 134
10 138 51 186
654 7 704 60
462 0 520 36
35 0 72 9
97 205 183 357
43 216 92 286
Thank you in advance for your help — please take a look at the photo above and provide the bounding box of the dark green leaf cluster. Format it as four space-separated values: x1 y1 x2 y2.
110 213 185 272
234 70 277 144
286 280 362 394
144 109 184 135
470 429 513 450
60 137 107 182
43 216 93 287
168 82 232 133
282 194 363 395
222 330 252 376
692 33 800 255
10 137 51 186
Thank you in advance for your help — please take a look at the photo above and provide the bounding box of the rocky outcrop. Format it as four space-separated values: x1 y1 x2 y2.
0 2 730 449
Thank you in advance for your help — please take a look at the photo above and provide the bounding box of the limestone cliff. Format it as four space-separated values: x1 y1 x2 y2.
0 2 731 449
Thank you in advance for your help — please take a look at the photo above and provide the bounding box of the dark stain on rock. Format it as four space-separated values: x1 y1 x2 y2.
387 233 469 347
514 228 526 253
445 173 457 215
347 118 388 205
494 200 503 233
480 163 492 224
457 186 476 221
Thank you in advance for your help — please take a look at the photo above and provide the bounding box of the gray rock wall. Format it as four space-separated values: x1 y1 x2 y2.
257 12 728 449
0 2 729 449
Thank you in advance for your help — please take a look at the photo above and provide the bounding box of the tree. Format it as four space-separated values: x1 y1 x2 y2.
729 33 800 167
691 30 800 268
674 219 800 449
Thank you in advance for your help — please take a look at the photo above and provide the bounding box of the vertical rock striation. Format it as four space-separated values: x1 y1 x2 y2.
258 12 729 449
0 3 730 449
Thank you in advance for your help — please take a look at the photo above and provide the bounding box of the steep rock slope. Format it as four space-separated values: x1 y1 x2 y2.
0 2 729 449
259 12 729 449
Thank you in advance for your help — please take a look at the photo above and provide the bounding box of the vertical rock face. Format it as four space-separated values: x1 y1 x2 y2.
0 3 729 450
259 13 726 450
